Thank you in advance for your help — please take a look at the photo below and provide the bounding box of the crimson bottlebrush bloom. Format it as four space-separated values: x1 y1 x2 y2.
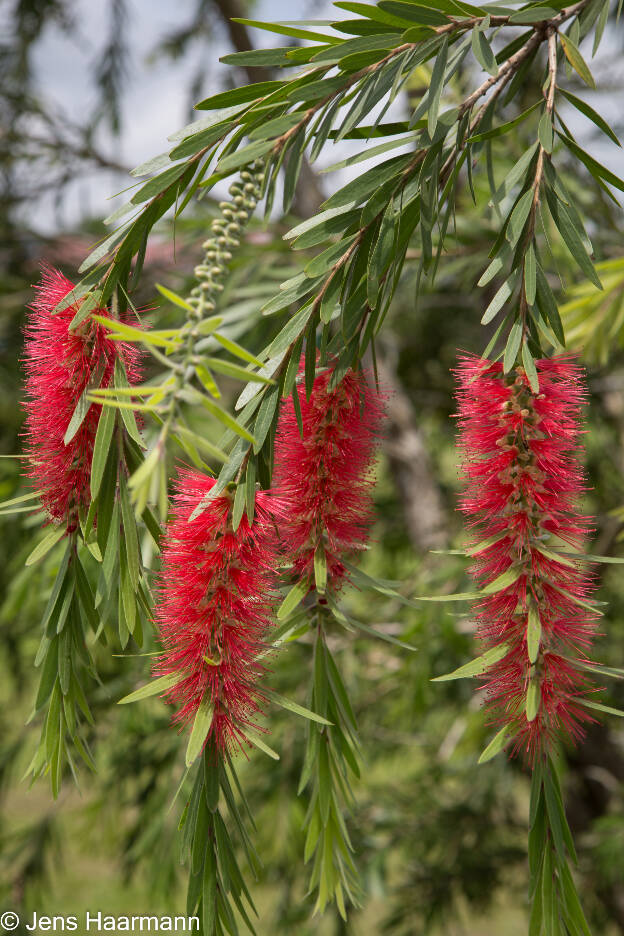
153 470 280 753
23 266 142 530
455 353 600 761
274 360 383 592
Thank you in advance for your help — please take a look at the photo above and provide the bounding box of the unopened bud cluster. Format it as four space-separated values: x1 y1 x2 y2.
187 160 265 326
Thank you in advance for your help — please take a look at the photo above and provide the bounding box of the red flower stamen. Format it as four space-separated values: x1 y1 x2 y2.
22 266 142 530
274 361 384 593
153 470 281 754
455 354 599 762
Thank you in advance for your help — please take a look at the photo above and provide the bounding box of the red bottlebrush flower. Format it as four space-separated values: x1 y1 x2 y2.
153 470 280 754
274 361 383 593
22 266 142 529
455 353 600 762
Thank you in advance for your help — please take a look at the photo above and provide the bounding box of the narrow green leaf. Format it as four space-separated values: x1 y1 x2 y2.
560 861 593 936
522 341 539 393
155 283 193 311
216 139 275 175
379 1 448 25
267 690 332 726
469 102 540 144
174 424 227 462
196 394 256 445
285 202 358 241
472 26 498 76
195 365 221 398
548 196 602 289
232 483 246 532
327 595 418 651
427 37 448 138
202 846 217 936
186 696 215 767
478 725 510 763
118 672 183 704
25 526 65 566
195 80 283 111
482 277 514 325
524 242 537 305
0 490 41 510
527 605 542 663
212 332 265 368
559 88 620 147
277 580 309 620
483 566 522 595
119 477 140 588
253 385 279 453
560 34 596 89
478 250 509 287
538 111 554 153
558 131 624 193
431 643 510 682
506 189 533 246
535 265 565 344
509 5 558 22
242 727 280 760
248 112 304 141
236 17 341 42
69 289 103 331
64 361 105 444
526 679 540 721
203 357 274 384
51 269 102 313
314 545 327 595
90 403 116 499
92 314 179 349
504 322 522 374
578 698 624 718
131 162 189 205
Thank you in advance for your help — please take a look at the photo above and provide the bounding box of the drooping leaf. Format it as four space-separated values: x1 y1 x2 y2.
186 696 215 767
431 643 510 682
266 690 332 725
560 34 596 88
478 725 510 763
118 671 184 704
427 37 448 138
25 526 66 567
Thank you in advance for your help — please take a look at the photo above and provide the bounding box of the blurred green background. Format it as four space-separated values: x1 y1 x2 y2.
2 1 624 934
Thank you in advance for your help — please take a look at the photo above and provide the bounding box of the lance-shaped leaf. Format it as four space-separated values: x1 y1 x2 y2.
527 605 542 664
526 678 540 721
63 361 106 445
578 698 624 718
186 696 215 767
241 727 280 760
560 34 596 89
277 580 309 620
431 643 510 681
266 689 332 726
25 526 66 567
478 725 510 763
118 671 184 704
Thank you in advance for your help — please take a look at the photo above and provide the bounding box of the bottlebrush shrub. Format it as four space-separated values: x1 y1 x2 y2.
274 361 384 594
23 266 142 530
455 354 600 761
152 469 280 754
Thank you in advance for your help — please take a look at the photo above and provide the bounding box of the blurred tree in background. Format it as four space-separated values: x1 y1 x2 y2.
1 1 624 934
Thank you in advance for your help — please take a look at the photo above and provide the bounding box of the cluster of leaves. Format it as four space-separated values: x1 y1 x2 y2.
25 383 157 793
